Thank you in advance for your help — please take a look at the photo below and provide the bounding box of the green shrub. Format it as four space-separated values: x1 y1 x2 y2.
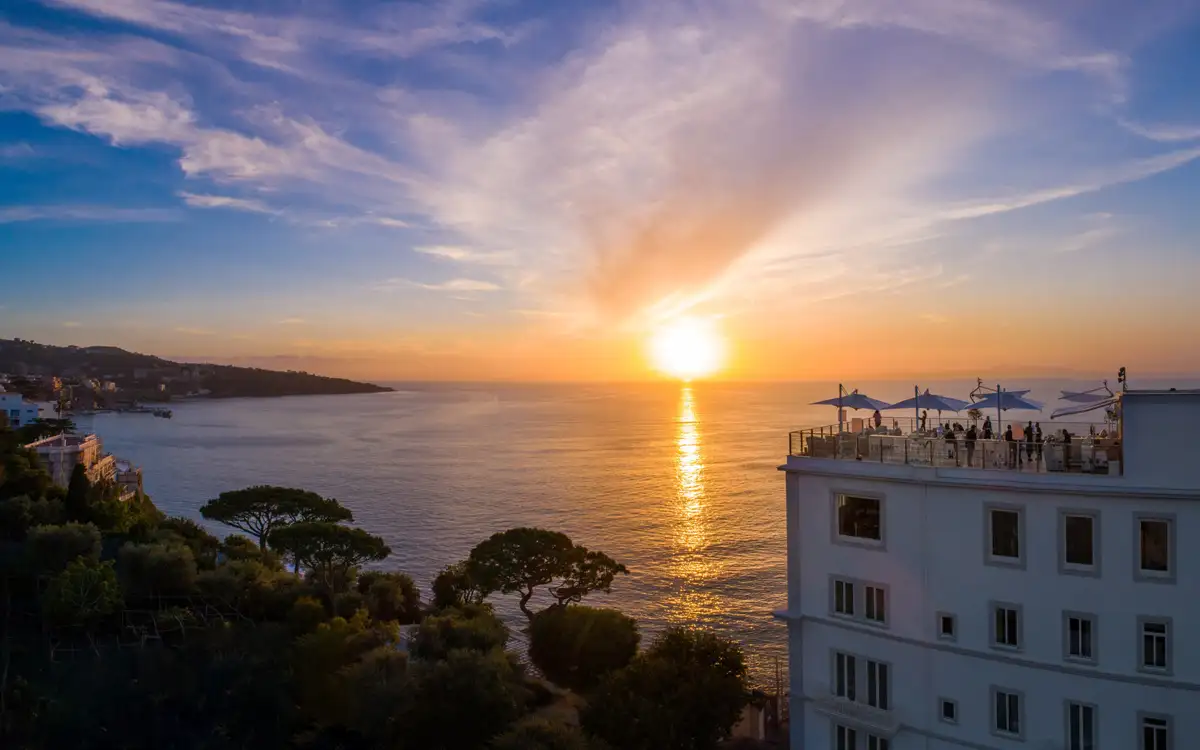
410 605 508 661
27 522 101 574
357 571 421 623
529 606 639 691
118 542 198 599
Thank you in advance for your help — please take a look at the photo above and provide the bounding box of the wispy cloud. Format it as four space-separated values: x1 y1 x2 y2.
173 326 215 336
414 245 512 265
376 277 501 292
0 143 35 160
1119 119 1200 143
1055 226 1117 254
0 205 180 224
179 191 274 214
937 146 1200 221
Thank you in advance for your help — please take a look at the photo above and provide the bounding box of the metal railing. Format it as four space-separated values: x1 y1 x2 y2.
788 420 1121 476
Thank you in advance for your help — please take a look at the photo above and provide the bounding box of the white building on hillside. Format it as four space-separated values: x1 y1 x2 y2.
777 389 1197 750
0 387 42 428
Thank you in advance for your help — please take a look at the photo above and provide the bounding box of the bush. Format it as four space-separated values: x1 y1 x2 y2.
289 595 330 634
431 561 486 609
492 718 592 750
156 518 221 569
196 559 312 621
581 628 748 750
27 522 101 574
333 591 366 620
358 571 421 623
42 558 123 629
402 648 529 750
0 495 63 541
118 542 198 599
410 605 508 661
220 534 283 569
529 606 639 691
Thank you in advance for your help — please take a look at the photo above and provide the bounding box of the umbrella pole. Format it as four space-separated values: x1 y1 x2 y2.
996 384 1002 432
838 383 844 434
913 385 919 433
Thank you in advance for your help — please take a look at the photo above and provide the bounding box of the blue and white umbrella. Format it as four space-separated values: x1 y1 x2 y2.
884 387 968 428
811 390 890 411
968 388 1043 432
967 391 1043 412
811 385 889 431
885 388 968 414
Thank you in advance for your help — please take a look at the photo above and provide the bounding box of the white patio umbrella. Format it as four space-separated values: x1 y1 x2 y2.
811 384 889 432
1059 381 1114 404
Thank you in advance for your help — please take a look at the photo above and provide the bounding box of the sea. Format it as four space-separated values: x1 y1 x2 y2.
80 377 1189 685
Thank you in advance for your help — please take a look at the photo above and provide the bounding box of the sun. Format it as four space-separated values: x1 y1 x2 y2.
648 316 726 380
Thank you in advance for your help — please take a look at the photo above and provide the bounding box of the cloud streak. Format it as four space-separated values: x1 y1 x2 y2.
179 191 274 214
0 204 180 223
1120 119 1200 143
377 278 501 292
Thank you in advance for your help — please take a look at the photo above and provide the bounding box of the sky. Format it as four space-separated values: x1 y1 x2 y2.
1 0 1200 382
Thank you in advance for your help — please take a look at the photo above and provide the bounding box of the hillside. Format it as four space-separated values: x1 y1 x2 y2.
0 338 393 401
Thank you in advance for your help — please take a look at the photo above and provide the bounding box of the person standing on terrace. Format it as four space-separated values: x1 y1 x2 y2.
1025 421 1035 465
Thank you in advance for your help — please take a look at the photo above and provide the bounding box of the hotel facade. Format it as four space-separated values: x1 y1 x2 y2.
778 390 1195 750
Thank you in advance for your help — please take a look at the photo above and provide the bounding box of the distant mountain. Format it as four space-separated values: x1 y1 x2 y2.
0 338 393 399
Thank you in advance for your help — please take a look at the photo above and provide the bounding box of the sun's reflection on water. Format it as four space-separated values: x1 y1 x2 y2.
667 385 722 623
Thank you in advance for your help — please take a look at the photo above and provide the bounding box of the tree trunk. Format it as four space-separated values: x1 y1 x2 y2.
519 588 535 623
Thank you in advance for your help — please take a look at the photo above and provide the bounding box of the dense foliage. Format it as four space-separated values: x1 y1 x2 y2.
0 421 750 749
582 627 751 750
529 606 640 691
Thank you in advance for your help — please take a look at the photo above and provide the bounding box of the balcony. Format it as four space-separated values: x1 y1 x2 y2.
809 686 900 737
789 419 1121 476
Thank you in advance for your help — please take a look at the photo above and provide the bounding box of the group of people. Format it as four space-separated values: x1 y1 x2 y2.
877 408 1078 469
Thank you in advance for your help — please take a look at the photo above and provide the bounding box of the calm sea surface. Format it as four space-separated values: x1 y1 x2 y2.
83 378 1186 684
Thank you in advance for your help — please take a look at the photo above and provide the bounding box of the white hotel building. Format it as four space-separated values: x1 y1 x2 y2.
777 390 1196 750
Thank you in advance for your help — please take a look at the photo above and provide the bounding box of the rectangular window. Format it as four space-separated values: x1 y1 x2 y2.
834 652 856 701
834 724 857 750
986 505 1023 566
1141 715 1170 750
940 698 958 724
1139 618 1171 673
1137 516 1173 580
865 660 889 710
866 736 889 750
836 494 882 543
865 585 886 625
1067 702 1096 750
992 688 1022 738
1065 613 1096 662
833 579 855 617
991 603 1021 650
937 613 956 641
1062 512 1097 570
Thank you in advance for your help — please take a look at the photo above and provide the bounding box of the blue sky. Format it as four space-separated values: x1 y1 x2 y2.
1 0 1199 380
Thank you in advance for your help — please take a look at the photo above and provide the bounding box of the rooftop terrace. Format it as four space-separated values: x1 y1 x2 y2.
788 418 1121 476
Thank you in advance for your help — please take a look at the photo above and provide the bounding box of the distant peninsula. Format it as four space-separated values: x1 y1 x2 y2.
0 338 393 404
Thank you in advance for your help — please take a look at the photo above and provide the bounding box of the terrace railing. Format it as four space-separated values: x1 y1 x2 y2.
788 421 1121 475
